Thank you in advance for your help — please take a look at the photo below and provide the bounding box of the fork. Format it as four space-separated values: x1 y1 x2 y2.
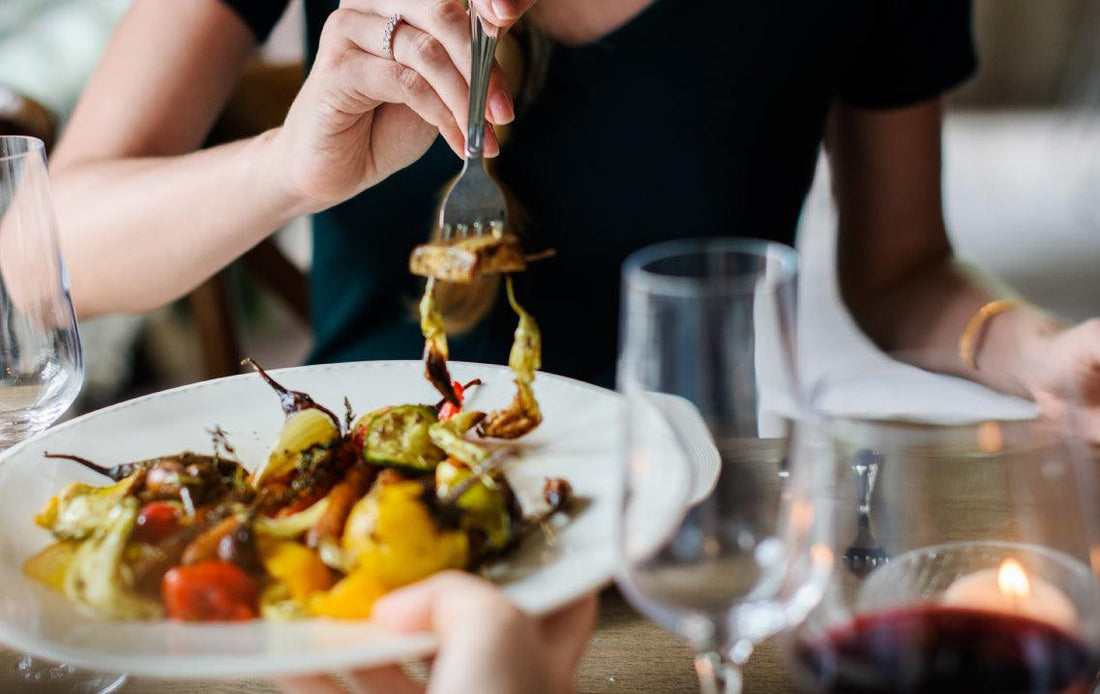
437 7 507 240
842 448 889 577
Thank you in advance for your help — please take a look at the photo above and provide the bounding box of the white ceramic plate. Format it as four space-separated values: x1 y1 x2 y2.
0 361 635 679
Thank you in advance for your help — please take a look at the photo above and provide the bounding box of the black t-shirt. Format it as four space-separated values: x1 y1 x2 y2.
222 0 975 386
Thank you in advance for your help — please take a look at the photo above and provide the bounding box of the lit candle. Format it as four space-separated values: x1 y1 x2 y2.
942 558 1078 632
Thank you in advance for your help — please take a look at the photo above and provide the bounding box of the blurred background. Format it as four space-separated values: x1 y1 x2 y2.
0 0 1097 412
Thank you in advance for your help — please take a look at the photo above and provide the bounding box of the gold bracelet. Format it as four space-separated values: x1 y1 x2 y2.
958 299 1025 371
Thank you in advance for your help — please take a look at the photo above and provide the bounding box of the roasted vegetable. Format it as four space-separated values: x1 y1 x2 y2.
308 568 387 620
436 459 512 552
409 232 527 283
420 278 461 406
362 405 446 471
429 410 489 467
342 479 469 589
258 538 334 602
24 540 79 592
479 277 543 439
254 497 330 539
63 498 164 620
252 408 341 487
162 560 258 622
45 452 248 506
244 358 340 428
181 516 243 566
35 475 139 541
133 501 183 544
304 463 375 548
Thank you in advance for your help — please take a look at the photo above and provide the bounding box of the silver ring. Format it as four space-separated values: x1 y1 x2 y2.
382 13 401 60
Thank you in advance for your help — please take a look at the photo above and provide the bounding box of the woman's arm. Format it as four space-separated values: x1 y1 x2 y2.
52 0 519 319
50 0 300 318
828 99 1070 399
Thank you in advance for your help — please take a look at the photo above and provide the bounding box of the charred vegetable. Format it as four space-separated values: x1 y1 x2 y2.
409 232 528 283
420 278 461 407
479 276 543 439
63 498 164 619
360 405 446 471
243 358 339 428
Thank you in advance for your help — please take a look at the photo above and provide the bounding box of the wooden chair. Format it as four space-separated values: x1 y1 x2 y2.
190 62 307 379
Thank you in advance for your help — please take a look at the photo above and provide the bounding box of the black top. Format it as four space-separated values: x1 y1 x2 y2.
221 0 976 387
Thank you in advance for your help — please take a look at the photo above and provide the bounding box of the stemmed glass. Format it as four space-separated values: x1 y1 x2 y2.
0 136 121 692
616 238 833 694
785 355 1100 693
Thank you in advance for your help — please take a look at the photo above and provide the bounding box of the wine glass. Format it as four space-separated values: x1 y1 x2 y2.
0 136 122 692
785 354 1100 693
616 238 833 694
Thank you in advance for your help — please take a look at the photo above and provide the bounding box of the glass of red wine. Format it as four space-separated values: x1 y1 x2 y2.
617 239 833 694
786 354 1100 694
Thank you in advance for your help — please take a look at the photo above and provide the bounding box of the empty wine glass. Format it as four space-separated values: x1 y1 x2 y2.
785 354 1100 693
0 136 122 692
617 238 833 694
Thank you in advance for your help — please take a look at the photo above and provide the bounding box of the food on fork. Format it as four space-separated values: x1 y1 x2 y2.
25 361 570 622
414 228 546 437
409 232 527 284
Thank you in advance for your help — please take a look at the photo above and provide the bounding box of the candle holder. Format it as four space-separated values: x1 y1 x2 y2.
782 353 1100 694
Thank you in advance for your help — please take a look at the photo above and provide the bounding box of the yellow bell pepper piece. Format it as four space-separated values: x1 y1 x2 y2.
308 569 388 620
258 538 335 602
342 480 469 589
24 540 79 592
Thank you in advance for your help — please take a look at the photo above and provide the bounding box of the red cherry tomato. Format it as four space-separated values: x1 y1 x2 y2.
161 561 259 622
438 380 466 420
133 501 181 543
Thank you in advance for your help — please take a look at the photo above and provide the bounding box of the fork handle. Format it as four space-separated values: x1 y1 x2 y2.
466 8 498 160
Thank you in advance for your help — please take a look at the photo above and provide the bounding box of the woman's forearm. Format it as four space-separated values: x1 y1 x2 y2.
52 128 310 318
843 255 1066 399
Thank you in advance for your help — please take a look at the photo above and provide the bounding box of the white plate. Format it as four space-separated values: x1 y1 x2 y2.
0 361 635 679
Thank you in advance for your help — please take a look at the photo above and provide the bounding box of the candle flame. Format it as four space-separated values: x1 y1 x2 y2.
997 559 1030 600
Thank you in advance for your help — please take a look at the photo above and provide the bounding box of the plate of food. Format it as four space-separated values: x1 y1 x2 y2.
0 356 640 678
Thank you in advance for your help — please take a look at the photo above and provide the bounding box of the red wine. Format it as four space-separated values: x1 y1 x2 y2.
793 606 1095 693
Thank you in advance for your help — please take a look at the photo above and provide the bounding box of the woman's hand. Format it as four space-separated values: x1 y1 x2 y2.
272 0 534 212
1020 319 1100 440
278 572 598 694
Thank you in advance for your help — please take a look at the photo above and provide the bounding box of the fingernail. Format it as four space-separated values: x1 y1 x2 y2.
485 125 501 157
491 0 517 20
489 92 514 124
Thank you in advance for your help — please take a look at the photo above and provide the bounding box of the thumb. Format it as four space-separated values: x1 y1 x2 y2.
371 571 517 636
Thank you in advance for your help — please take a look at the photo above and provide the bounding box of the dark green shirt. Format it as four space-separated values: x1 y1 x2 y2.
222 0 975 386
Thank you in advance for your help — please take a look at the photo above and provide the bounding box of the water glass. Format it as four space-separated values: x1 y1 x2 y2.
617 238 831 694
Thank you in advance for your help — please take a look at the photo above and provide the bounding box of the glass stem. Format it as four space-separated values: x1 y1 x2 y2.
693 650 742 694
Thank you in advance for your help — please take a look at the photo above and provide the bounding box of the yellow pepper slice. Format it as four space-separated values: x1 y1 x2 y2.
258 538 335 602
308 569 388 620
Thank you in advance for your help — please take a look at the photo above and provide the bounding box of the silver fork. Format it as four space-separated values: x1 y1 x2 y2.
842 448 889 577
437 7 507 239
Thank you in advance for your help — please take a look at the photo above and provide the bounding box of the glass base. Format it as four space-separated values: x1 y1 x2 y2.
0 403 68 450
2 652 126 693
